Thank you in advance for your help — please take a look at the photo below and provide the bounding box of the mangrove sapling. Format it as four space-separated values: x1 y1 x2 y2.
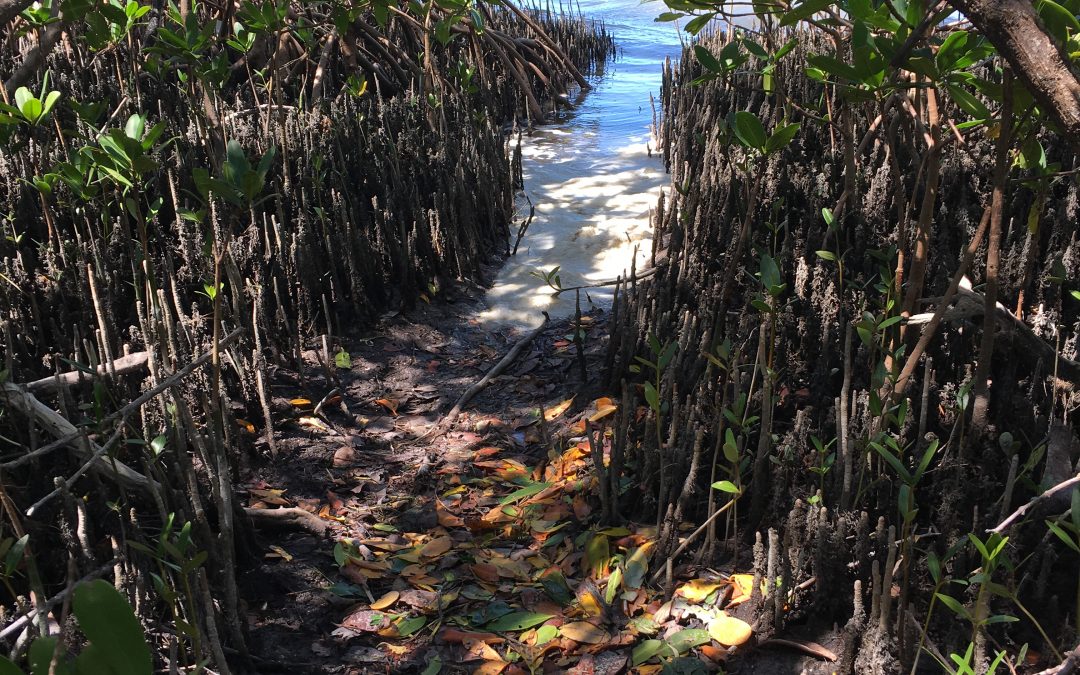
807 435 836 505
1043 488 1080 635
629 333 676 532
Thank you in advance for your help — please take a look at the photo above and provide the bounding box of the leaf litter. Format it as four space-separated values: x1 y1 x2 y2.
242 300 833 673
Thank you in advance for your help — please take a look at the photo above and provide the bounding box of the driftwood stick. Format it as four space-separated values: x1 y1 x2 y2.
553 264 663 296
22 351 150 395
413 313 549 443
990 473 1080 534
2 328 244 471
1035 645 1080 675
0 383 156 501
244 507 330 537
442 312 549 427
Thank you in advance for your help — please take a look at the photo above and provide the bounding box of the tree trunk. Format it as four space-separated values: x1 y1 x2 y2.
951 0 1080 154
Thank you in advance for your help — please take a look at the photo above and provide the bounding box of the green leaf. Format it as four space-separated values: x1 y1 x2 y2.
586 533 610 578
29 637 61 675
1035 0 1080 44
633 639 671 666
397 615 427 636
935 31 970 72
666 628 710 654
499 481 551 505
72 580 152 675
1046 521 1080 553
944 83 989 119
732 111 767 150
935 592 970 620
765 122 800 153
623 544 652 590
712 480 741 494
535 624 559 645
605 566 623 604
643 381 660 412
0 656 26 675
806 54 863 82
723 429 738 463
420 655 442 675
693 45 723 73
779 0 833 26
816 250 837 261
483 611 554 632
334 349 351 369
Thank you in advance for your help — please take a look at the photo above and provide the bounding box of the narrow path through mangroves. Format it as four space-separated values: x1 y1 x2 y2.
479 0 684 327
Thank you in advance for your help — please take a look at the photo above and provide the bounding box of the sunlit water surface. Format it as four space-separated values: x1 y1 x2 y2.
478 0 684 327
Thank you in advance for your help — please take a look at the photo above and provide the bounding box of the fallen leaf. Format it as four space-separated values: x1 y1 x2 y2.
544 396 575 421
266 545 292 561
708 613 753 647
375 398 399 416
298 416 332 432
436 500 465 527
439 628 505 644
473 661 508 675
484 611 553 632
333 445 358 466
420 536 453 558
676 579 723 603
369 590 399 610
760 638 837 661
235 418 256 433
726 573 755 606
340 609 389 632
559 621 608 644
289 398 312 407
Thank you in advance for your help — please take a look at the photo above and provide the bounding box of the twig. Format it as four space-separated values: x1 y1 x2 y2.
511 198 535 256
990 473 1080 534
1035 645 1080 675
414 313 549 441
649 497 738 584
21 351 150 395
552 264 663 296
244 507 331 537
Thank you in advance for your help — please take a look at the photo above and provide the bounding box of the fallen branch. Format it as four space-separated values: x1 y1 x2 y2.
415 313 549 442
760 638 838 662
22 351 150 395
907 276 1080 387
244 507 330 537
3 328 244 471
553 264 663 297
1035 645 1080 675
0 382 157 500
650 496 738 584
990 473 1080 534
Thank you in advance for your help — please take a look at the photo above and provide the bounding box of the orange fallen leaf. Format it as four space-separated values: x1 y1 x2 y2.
420 536 453 558
374 398 399 416
370 590 399 610
289 398 312 406
588 402 618 423
471 563 500 583
235 418 256 433
708 613 753 646
440 628 505 644
265 545 292 561
436 500 465 527
473 660 508 675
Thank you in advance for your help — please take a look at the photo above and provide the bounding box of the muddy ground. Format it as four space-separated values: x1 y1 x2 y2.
231 271 846 674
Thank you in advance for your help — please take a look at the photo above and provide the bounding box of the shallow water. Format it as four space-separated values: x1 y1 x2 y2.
478 0 685 327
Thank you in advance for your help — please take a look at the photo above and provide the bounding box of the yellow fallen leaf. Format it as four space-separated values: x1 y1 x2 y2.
235 418 256 433
544 396 575 421
266 545 292 561
708 613 753 646
420 535 453 558
588 403 618 423
559 621 608 644
677 579 723 603
383 644 409 656
727 573 755 606
289 398 312 406
370 590 399 610
298 416 332 432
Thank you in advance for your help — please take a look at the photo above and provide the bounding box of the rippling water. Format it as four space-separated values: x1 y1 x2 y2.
479 0 685 327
